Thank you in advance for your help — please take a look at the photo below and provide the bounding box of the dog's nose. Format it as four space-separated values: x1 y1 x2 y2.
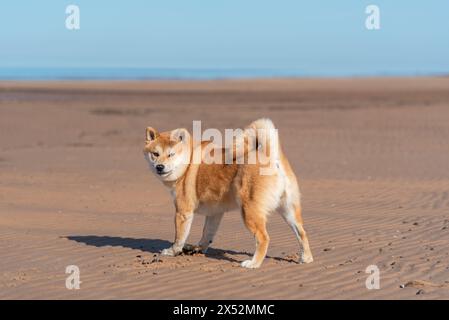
156 164 165 173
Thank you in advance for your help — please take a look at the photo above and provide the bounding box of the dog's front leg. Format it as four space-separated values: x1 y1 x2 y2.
161 212 194 256
198 212 224 253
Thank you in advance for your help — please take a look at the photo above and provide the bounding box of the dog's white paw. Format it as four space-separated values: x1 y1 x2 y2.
299 253 314 264
161 247 176 256
241 259 261 269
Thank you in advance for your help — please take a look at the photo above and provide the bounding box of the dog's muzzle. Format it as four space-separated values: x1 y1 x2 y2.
155 164 165 174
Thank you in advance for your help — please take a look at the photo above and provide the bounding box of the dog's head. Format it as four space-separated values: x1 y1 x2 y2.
143 126 191 182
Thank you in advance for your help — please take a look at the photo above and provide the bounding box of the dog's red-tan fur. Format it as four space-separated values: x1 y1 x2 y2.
143 119 313 268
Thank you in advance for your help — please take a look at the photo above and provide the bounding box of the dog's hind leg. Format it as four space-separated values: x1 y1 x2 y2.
279 201 313 264
240 204 270 268
197 212 224 253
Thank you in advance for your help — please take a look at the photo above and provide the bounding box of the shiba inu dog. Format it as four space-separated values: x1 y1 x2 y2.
143 118 313 268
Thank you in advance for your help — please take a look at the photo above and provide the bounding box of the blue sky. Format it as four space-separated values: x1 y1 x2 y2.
1 1 448 75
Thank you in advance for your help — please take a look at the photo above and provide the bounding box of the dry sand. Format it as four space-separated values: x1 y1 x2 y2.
1 77 449 299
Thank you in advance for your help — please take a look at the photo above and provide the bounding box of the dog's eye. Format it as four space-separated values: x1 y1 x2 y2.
152 152 159 157
168 152 175 158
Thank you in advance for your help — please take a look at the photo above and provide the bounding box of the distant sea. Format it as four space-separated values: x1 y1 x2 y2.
0 67 447 80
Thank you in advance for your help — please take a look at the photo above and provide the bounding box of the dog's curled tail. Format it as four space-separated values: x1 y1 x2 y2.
244 118 280 161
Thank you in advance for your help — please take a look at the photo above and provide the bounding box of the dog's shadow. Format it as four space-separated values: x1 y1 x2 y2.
66 235 297 264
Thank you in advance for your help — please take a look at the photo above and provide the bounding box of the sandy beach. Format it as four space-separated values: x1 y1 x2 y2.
1 77 449 299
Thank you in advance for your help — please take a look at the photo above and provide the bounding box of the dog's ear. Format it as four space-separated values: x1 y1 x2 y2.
171 128 190 144
146 127 158 142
